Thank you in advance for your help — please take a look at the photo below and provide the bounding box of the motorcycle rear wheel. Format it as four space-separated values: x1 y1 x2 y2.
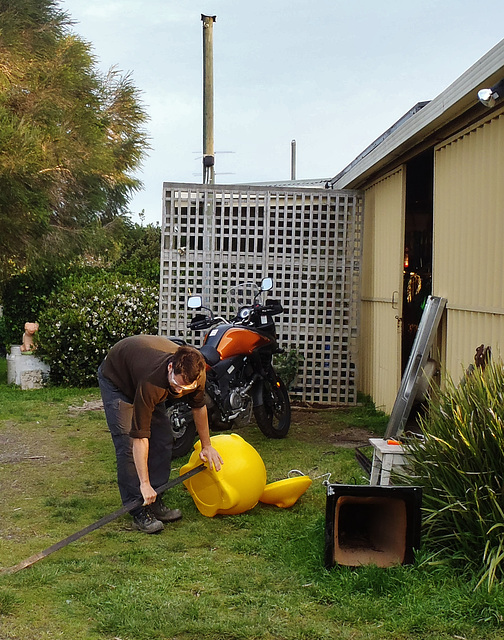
253 375 291 439
168 403 197 459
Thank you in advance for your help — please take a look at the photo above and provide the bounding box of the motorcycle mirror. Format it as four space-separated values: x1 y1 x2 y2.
187 295 202 310
260 277 273 292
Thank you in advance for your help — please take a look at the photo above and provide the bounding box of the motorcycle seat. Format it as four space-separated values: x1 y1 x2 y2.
200 344 220 366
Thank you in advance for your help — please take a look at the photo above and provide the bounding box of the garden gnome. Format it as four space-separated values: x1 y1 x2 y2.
21 322 39 352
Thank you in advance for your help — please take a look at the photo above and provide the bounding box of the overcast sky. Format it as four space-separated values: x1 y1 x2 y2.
61 0 504 225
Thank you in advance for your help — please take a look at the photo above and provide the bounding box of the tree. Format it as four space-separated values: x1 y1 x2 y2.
0 0 150 278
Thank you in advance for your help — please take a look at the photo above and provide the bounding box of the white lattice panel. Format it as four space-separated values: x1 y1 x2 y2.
160 183 362 405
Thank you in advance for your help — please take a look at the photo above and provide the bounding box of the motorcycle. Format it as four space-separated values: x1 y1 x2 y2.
168 277 291 458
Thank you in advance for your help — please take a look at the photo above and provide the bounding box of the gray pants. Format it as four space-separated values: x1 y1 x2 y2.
98 364 173 515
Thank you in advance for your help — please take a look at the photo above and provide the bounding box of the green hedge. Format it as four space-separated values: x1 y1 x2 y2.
0 221 160 354
0 265 68 348
36 273 158 386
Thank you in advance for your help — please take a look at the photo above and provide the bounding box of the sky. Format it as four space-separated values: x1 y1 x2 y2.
61 0 504 225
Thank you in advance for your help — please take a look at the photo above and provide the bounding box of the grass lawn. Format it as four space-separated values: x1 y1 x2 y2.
0 357 503 639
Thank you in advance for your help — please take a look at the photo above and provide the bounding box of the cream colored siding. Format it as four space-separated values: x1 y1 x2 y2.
434 109 504 378
360 300 400 412
445 310 503 378
359 168 405 411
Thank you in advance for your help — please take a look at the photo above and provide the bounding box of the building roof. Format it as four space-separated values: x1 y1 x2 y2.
330 38 504 190
239 178 331 189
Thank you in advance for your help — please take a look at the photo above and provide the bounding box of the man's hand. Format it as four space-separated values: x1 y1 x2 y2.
192 405 224 471
139 481 157 505
199 444 224 472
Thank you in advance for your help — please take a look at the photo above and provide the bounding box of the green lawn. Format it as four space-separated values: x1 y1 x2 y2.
0 358 503 639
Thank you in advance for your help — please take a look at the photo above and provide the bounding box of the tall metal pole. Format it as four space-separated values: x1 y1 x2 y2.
291 139 296 181
202 15 216 184
201 15 216 305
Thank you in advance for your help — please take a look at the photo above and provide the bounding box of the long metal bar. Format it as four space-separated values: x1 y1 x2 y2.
0 463 206 575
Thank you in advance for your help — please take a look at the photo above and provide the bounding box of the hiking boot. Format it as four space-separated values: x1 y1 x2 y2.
150 498 182 523
132 508 164 533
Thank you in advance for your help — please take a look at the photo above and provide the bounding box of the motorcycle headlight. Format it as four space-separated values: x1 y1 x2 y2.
239 307 251 320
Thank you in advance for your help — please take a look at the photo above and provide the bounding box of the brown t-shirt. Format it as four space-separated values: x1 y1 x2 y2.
101 335 206 438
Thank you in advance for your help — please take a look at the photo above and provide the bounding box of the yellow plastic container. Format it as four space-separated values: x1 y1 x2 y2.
259 476 313 508
180 433 267 517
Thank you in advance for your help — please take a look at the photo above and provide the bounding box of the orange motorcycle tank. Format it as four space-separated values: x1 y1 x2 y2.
204 325 271 359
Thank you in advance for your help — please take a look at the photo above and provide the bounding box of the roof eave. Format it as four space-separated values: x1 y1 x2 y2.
331 38 504 190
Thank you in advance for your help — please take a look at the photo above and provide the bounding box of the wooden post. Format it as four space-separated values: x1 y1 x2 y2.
202 15 216 185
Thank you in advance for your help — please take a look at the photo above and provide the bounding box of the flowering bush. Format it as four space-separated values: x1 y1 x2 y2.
0 221 160 354
36 274 158 386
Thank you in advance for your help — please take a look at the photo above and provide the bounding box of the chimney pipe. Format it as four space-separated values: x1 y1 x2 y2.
291 139 296 181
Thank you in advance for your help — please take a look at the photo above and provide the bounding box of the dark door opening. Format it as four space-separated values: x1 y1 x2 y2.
402 151 434 372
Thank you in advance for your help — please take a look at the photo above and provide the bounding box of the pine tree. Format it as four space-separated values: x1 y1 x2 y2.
0 0 149 276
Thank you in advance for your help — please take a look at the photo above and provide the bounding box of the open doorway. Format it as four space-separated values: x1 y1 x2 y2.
402 150 434 372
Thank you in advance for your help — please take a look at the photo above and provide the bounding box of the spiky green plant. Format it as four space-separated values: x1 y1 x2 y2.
403 361 504 591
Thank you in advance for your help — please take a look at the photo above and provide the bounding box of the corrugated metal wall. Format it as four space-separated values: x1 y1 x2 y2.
359 168 405 411
434 108 504 378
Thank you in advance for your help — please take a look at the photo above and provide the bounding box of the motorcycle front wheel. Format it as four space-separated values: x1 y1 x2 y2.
253 375 291 439
167 403 197 459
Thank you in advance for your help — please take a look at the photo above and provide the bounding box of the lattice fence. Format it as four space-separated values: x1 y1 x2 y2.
159 182 362 405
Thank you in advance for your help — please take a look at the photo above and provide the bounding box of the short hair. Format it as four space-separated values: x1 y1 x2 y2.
171 345 205 384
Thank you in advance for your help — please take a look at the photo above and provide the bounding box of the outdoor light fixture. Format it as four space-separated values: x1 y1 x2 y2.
478 78 504 107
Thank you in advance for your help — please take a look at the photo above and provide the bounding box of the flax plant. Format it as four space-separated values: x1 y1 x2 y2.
403 360 504 590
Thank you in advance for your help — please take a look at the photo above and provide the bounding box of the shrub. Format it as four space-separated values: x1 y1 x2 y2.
110 221 161 283
0 264 68 348
273 348 303 389
403 361 504 590
0 315 7 357
0 222 160 353
36 273 158 386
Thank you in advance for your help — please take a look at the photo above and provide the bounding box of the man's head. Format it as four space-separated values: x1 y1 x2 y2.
168 345 205 392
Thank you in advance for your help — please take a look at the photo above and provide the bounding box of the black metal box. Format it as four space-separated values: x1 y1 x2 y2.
324 484 422 568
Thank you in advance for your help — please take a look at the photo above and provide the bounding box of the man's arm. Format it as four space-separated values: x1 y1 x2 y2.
192 405 223 471
132 437 158 505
